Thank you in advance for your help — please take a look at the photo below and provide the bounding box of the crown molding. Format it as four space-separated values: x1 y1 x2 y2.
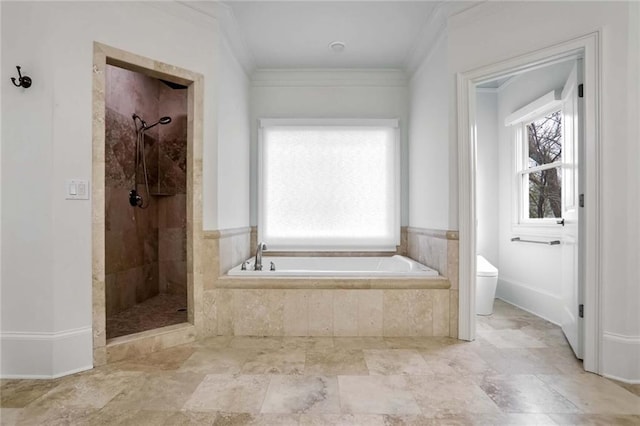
251 69 409 88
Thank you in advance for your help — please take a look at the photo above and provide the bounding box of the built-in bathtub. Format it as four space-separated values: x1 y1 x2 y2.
215 254 453 337
227 255 438 277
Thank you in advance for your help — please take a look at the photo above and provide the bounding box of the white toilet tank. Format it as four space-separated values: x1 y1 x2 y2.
476 255 498 316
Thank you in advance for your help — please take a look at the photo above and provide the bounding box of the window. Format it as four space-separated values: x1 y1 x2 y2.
258 119 400 251
520 110 563 220
505 89 564 229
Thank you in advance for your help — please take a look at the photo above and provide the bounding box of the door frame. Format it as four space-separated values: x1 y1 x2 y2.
91 42 204 364
457 32 602 374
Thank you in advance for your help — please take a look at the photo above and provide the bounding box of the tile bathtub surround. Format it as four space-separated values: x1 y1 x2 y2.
4 300 640 425
213 289 452 337
407 227 459 338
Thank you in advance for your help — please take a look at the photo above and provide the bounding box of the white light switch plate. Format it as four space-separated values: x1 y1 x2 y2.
66 179 90 200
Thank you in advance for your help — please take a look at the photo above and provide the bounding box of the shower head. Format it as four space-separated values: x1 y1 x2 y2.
132 114 172 131
143 116 172 131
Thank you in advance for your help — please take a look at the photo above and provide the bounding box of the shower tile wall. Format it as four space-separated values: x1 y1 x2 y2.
157 83 188 296
105 65 187 319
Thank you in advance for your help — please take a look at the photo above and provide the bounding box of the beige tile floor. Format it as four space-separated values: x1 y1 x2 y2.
2 300 640 425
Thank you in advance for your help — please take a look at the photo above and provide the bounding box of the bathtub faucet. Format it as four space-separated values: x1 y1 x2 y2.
255 242 267 271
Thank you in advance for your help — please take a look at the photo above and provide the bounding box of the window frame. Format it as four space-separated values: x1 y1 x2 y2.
505 90 564 237
257 118 401 252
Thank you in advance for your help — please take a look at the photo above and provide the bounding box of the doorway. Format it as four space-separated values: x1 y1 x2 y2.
104 64 188 339
92 43 204 364
474 58 583 358
456 33 602 374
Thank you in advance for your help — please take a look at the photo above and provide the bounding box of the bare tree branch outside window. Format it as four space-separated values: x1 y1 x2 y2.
526 111 562 218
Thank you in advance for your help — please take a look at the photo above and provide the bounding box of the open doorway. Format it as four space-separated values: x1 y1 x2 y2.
475 58 583 359
457 33 601 373
92 42 204 365
104 65 188 339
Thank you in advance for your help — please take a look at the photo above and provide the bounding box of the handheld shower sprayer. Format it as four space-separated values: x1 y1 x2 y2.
130 113 172 208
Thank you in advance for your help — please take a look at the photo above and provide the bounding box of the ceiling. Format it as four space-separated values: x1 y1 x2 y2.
221 1 446 71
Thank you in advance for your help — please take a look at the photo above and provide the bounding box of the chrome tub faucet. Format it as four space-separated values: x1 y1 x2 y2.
255 242 267 271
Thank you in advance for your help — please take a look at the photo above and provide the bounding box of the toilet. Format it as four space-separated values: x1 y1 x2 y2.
476 255 499 315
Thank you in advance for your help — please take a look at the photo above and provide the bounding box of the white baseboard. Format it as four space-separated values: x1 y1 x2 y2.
1 326 93 379
496 278 562 326
602 332 640 384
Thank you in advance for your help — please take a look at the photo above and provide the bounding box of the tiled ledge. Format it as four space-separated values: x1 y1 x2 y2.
203 227 252 239
406 227 459 240
216 276 450 290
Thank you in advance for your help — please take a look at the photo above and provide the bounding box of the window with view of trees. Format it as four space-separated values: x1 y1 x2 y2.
520 110 562 220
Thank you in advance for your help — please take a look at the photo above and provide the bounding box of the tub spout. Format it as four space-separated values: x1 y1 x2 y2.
255 242 267 271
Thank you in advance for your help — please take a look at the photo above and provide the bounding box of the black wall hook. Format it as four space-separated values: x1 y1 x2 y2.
11 66 32 89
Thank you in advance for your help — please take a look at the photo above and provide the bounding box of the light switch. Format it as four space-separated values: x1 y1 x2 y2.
66 179 90 200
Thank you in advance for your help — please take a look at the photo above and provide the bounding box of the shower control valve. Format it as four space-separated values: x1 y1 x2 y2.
129 189 142 207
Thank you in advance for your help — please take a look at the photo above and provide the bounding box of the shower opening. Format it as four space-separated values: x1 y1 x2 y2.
104 64 188 339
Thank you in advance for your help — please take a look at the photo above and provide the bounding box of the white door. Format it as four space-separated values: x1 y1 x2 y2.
560 61 583 359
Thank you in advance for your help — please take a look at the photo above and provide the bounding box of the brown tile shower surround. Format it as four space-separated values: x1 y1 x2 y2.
104 65 187 338
5 300 640 425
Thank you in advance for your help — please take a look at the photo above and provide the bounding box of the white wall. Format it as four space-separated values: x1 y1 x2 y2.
0 1 226 377
250 69 410 226
215 39 251 230
446 1 640 381
408 35 451 230
475 91 498 265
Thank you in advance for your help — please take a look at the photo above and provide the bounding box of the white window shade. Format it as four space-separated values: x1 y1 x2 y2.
259 120 400 251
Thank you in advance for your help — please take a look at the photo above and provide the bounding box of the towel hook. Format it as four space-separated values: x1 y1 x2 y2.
11 66 32 89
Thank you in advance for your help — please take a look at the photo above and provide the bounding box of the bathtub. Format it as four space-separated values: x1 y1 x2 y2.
227 255 438 277
218 254 451 337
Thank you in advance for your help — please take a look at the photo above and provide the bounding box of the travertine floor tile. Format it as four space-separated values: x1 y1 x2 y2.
213 412 300 425
477 374 578 413
228 336 283 350
183 374 270 413
338 375 421 415
363 349 432 375
0 379 62 408
281 337 334 351
179 347 252 374
408 375 501 417
333 337 386 350
430 413 557 425
25 370 144 410
241 348 306 375
261 375 340 414
420 345 497 376
304 349 368 376
548 413 640 425
299 413 388 425
4 300 639 425
102 371 204 411
162 410 219 425
478 329 547 349
12 407 97 426
0 408 22 426
473 346 561 375
538 373 640 414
